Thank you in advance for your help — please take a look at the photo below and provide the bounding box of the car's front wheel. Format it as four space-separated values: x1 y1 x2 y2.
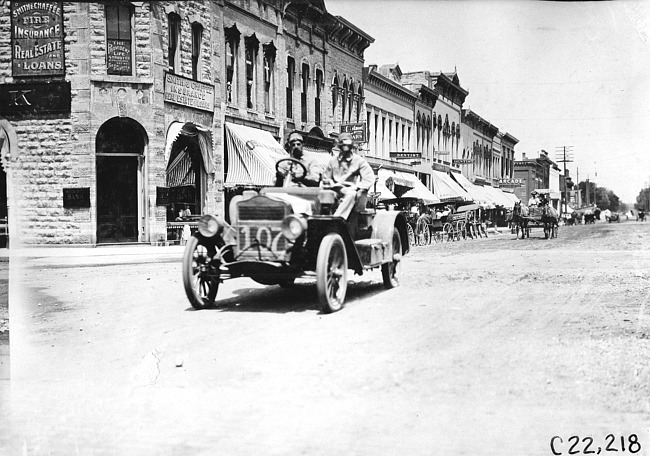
182 235 220 310
382 227 402 289
316 233 348 313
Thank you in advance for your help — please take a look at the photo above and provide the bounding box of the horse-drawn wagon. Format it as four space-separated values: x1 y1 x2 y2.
512 202 559 239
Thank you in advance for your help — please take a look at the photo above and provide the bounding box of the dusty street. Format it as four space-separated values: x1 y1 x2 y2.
3 221 650 455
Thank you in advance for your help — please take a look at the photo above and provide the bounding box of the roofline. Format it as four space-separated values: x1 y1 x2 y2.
365 67 418 102
334 15 375 43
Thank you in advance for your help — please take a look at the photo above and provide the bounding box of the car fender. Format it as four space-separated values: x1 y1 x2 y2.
304 217 363 274
371 211 410 255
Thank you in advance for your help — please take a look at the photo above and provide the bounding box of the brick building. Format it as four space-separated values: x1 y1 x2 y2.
0 0 372 245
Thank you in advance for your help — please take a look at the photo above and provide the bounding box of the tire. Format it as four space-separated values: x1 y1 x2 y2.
406 223 415 246
431 231 441 244
316 233 348 314
382 228 402 289
182 235 220 310
442 223 453 242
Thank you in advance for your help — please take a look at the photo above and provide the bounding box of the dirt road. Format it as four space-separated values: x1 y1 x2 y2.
3 221 650 455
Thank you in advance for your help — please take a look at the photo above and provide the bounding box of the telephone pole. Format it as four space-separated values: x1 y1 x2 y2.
555 146 574 214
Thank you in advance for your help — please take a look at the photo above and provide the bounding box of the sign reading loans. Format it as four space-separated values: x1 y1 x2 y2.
164 72 215 113
11 1 65 77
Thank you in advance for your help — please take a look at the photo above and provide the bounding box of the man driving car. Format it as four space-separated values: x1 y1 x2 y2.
321 132 375 220
275 131 322 187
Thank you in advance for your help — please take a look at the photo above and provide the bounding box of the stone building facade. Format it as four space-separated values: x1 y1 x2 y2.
0 0 371 245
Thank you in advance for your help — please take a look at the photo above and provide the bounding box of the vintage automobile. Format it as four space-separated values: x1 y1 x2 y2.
182 158 410 313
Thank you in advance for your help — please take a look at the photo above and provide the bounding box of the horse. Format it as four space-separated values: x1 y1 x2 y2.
639 210 646 222
541 205 559 239
512 202 530 239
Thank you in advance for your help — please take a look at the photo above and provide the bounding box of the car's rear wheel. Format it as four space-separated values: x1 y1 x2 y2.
182 235 219 310
316 233 348 314
382 227 402 289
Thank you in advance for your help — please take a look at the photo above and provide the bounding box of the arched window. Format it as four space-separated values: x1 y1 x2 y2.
191 22 203 80
263 42 276 114
301 62 310 122
342 79 348 123
356 85 363 122
348 81 354 122
225 25 240 104
286 55 295 118
245 34 259 110
167 13 181 74
315 68 323 125
416 113 421 152
332 74 339 117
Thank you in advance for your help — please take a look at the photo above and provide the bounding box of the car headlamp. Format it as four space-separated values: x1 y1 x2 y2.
281 215 307 241
198 214 220 237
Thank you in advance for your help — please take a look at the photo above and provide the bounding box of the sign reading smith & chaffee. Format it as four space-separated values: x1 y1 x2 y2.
11 1 65 77
164 72 215 113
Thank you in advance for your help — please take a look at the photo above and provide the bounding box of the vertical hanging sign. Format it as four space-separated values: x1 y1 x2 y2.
11 1 65 77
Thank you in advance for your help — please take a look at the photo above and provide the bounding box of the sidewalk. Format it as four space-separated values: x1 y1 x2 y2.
0 244 186 267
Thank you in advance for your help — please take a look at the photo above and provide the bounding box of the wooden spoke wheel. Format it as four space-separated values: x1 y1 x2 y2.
381 227 402 289
316 233 348 314
182 236 220 310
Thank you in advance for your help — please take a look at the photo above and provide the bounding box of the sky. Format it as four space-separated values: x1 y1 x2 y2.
327 0 650 203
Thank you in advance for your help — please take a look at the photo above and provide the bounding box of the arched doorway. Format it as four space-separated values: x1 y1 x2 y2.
165 122 211 223
96 117 147 243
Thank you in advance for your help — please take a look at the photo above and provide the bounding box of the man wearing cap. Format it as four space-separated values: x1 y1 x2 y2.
275 131 322 187
322 132 375 220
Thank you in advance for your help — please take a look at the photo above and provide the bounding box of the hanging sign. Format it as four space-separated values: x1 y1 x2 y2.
164 72 215 112
453 159 474 165
340 122 367 143
11 1 65 77
389 152 421 160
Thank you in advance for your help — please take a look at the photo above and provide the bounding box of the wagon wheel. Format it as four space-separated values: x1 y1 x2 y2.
406 223 416 246
431 230 441 244
416 220 430 245
458 221 467 240
442 222 453 242
316 233 348 314
453 221 462 241
182 235 220 310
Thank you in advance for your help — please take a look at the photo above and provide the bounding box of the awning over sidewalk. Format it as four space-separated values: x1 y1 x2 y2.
448 172 496 208
481 185 516 208
302 146 333 171
501 191 520 207
431 170 471 203
378 169 439 204
224 122 288 187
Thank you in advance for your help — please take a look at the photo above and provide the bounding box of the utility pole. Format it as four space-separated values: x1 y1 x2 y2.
555 146 574 215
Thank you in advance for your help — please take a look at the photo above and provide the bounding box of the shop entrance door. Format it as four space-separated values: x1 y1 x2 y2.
95 117 147 244
96 156 139 243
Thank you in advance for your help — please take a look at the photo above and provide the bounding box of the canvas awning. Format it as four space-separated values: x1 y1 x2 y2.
377 169 439 205
302 146 333 170
224 122 288 187
448 172 496 208
430 170 471 203
481 185 515 208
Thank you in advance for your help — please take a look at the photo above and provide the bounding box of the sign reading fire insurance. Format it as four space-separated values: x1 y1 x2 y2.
11 1 65 77
164 72 215 113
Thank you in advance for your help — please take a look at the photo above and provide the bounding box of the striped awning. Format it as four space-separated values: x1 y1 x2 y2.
448 172 496 208
430 170 471 203
302 146 333 170
378 169 439 205
224 123 288 187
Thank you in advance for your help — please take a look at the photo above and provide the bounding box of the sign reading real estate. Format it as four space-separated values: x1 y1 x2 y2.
11 1 65 77
498 178 525 187
340 122 367 143
389 152 422 160
164 72 215 112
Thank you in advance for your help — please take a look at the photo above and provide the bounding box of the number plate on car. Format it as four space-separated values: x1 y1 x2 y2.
236 224 287 259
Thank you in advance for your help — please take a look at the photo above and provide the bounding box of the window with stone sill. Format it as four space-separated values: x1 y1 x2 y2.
245 34 259 110
301 63 309 123
286 56 295 119
191 22 203 81
225 26 240 105
167 12 181 75
106 3 133 76
315 69 323 126
263 42 276 114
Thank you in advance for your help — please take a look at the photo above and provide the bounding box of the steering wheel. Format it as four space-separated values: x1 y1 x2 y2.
276 158 308 187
